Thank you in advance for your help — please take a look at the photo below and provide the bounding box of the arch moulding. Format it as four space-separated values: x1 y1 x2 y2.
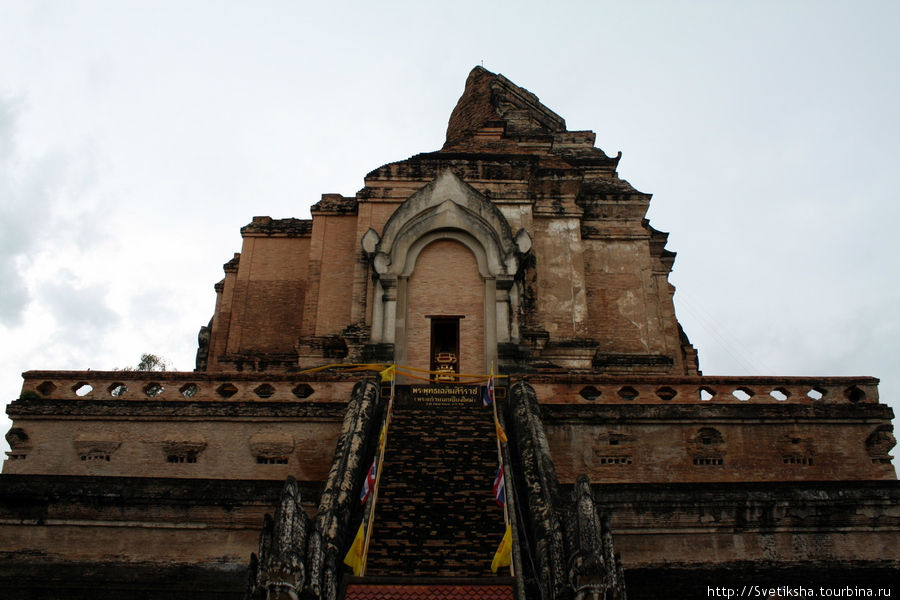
362 169 530 372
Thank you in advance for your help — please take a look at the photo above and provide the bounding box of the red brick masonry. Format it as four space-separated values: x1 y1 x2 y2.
344 578 514 600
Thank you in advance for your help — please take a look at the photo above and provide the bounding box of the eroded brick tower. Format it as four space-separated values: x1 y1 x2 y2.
200 66 699 379
2 67 897 600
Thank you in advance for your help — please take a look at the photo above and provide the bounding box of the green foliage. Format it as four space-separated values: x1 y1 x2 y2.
117 353 172 372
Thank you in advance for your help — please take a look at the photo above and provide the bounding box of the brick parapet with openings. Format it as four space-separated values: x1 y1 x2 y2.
17 370 362 403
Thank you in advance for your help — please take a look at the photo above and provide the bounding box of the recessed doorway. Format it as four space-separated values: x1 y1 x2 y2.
429 316 462 381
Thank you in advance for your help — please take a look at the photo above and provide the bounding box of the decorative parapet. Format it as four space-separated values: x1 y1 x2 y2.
16 371 359 404
526 374 880 405
16 372 883 409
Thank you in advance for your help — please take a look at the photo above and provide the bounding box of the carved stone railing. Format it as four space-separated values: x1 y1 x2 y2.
525 374 880 405
247 477 311 600
306 378 381 600
505 381 568 600
508 380 630 600
565 476 626 600
17 370 358 403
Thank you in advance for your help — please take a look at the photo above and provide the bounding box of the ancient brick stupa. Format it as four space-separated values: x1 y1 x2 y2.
2 67 897 599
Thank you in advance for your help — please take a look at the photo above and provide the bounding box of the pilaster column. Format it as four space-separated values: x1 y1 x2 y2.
393 276 408 365
495 275 514 344
380 276 398 345
484 278 498 370
370 279 385 343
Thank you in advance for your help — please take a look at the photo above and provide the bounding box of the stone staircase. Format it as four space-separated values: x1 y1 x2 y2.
364 399 507 577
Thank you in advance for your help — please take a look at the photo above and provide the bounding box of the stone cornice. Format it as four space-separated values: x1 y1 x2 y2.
0 473 322 507
7 399 348 419
541 402 894 423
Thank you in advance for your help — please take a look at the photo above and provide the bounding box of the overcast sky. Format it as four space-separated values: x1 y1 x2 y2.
1 1 898 453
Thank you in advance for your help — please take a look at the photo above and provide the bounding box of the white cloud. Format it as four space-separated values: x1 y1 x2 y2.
1 1 898 454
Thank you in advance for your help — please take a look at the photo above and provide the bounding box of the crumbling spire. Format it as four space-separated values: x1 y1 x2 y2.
444 66 567 148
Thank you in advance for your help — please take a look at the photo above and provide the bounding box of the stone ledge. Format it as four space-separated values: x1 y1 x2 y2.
577 479 900 502
7 399 349 418
0 474 314 506
0 560 247 600
541 402 895 422
564 480 900 535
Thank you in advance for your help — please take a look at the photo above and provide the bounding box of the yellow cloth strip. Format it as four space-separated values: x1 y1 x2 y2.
395 363 509 378
379 365 395 382
495 419 508 443
491 524 513 572
296 362 508 380
392 369 492 385
343 522 366 575
394 370 489 384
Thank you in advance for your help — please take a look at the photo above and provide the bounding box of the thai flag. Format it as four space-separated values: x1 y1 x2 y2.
493 465 505 506
482 373 495 407
360 459 376 505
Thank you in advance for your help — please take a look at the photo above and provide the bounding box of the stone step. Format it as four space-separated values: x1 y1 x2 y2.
343 577 516 600
364 404 507 577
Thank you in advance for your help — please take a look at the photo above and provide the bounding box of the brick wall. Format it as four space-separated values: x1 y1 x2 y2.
313 215 360 336
583 238 671 355
531 217 588 339
4 418 342 481
0 475 308 565
544 408 896 484
222 236 311 356
406 240 485 374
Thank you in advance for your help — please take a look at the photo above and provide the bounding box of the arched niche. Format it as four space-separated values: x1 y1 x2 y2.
364 169 529 372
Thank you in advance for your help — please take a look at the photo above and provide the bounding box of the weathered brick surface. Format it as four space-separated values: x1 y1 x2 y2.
0 474 304 564
215 235 311 363
3 66 897 596
199 66 698 376
313 215 360 336
547 417 896 484
580 480 900 569
2 416 341 481
0 562 247 600
407 240 485 374
5 372 357 481
365 402 506 576
531 217 588 340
